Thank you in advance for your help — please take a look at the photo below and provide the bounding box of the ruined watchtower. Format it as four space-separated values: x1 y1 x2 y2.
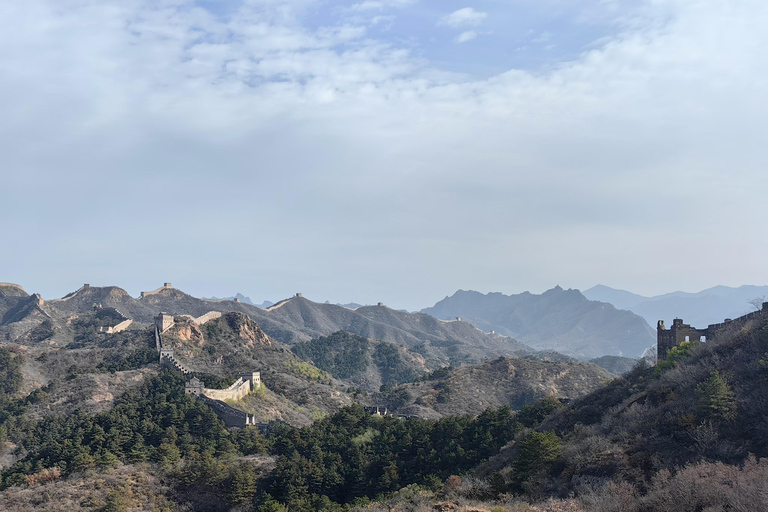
657 319 708 360
657 302 768 360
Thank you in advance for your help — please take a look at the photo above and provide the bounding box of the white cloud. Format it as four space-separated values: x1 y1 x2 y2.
455 31 477 43
2 0 768 307
351 0 414 11
439 7 487 27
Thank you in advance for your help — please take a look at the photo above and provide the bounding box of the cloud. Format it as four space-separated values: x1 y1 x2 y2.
439 7 487 27
351 0 414 11
2 0 768 307
455 31 477 43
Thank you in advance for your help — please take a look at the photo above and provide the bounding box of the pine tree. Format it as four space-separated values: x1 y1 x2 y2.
696 371 737 422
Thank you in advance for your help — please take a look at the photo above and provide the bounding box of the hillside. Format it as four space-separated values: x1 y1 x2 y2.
457 305 768 510
146 312 356 426
291 331 428 392
422 287 655 359
251 296 534 366
0 284 536 366
376 356 613 419
584 283 768 328
589 355 639 375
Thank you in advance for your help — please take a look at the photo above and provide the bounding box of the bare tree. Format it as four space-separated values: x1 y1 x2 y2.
747 296 766 311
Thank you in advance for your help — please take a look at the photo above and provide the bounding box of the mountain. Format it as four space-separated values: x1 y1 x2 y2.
584 284 768 327
202 293 255 305
290 331 428 392
377 356 614 419
421 287 655 359
0 283 28 298
0 284 536 367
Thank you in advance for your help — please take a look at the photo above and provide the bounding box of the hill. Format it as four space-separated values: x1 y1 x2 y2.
291 331 428 392
0 284 536 367
589 355 639 375
422 287 655 359
375 356 614 419
584 283 768 327
139 312 356 426
0 283 28 298
0 307 357 427
461 303 768 510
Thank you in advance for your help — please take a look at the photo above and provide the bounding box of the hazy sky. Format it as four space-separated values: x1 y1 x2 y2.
2 0 767 310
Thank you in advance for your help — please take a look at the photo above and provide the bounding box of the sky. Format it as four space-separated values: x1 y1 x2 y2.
2 0 768 311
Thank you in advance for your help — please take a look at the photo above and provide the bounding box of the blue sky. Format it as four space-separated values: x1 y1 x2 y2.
1 0 767 310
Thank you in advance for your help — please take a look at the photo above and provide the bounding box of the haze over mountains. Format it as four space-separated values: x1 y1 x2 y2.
0 283 534 368
583 284 768 328
422 287 655 359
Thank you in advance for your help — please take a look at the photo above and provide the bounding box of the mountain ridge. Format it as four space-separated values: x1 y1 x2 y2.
422 287 654 359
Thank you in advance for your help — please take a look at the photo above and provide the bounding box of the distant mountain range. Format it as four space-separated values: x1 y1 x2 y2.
421 287 655 359
0 283 536 367
583 284 768 328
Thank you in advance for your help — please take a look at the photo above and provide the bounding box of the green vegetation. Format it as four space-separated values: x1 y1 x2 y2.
696 370 736 422
292 332 369 379
283 360 330 381
0 347 24 407
654 340 695 375
96 347 158 373
0 371 268 491
510 431 561 489
517 395 564 428
372 342 418 387
263 404 517 510
291 331 423 390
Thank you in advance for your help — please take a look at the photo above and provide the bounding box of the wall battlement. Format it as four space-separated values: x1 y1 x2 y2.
657 302 768 360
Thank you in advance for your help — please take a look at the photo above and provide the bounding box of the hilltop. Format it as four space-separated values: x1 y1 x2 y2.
422 287 655 359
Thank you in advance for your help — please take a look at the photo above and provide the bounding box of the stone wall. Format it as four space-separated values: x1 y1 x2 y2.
195 311 222 325
200 372 261 401
197 395 257 428
99 319 133 334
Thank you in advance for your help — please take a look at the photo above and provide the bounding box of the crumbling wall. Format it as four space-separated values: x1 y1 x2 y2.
658 302 768 360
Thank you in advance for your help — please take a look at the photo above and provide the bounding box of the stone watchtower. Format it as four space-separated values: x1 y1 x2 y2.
657 319 709 360
155 313 175 334
240 372 261 391
185 377 204 396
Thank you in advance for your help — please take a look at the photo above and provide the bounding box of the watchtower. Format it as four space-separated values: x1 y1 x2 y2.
185 377 204 395
239 372 261 391
155 313 175 333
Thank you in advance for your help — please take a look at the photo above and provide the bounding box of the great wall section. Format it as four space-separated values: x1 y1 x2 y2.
657 301 768 360
153 310 263 428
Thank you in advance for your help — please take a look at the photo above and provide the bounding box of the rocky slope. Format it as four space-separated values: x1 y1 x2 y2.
160 312 355 426
377 356 614 419
422 287 655 359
